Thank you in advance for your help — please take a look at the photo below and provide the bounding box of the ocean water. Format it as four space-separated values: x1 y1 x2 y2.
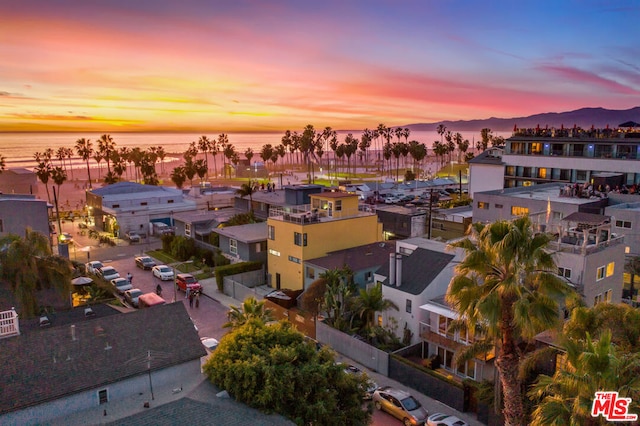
0 130 509 169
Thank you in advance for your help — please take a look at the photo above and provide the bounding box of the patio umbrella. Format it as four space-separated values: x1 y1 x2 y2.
619 121 640 128
72 276 93 286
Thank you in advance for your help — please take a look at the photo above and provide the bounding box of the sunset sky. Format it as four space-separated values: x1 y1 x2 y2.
1 0 638 132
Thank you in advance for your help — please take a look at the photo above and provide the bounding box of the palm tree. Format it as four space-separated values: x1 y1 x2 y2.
529 330 640 426
223 143 236 179
223 296 275 329
437 124 447 145
129 147 144 183
0 228 72 318
217 133 229 178
245 147 254 166
51 166 67 203
155 146 167 175
198 136 211 180
354 284 398 329
260 144 274 170
74 138 93 187
170 166 187 189
280 130 292 167
236 181 256 214
300 124 316 182
447 216 575 426
97 134 116 176
322 268 354 331
480 128 493 152
343 134 358 177
408 140 427 176
0 153 5 173
34 159 52 203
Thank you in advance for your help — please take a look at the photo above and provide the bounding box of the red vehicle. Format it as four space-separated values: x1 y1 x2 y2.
175 273 202 293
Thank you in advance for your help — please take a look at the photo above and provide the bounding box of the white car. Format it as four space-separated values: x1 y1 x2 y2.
86 261 104 275
152 265 174 281
111 277 133 294
427 413 468 426
384 196 401 204
200 337 219 353
97 266 120 281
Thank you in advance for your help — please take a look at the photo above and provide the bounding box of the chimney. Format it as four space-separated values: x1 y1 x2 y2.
395 253 403 287
70 325 77 341
389 253 396 286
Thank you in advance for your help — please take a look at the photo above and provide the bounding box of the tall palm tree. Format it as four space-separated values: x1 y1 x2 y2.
198 136 211 180
51 166 67 203
354 284 398 329
447 216 575 426
97 134 116 176
217 133 229 178
223 296 275 329
129 147 144 183
34 158 52 203
155 146 167 175
0 153 6 173
223 142 236 179
529 330 640 426
300 124 316 182
170 166 187 189
74 138 93 188
280 130 292 167
408 141 427 176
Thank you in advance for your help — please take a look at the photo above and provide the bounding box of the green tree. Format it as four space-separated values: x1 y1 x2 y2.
204 319 371 426
223 296 275 329
479 128 493 151
97 134 116 177
447 216 576 426
353 283 398 330
34 157 53 203
198 135 211 180
529 330 640 425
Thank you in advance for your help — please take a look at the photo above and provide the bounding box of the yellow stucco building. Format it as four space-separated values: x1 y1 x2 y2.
267 192 383 291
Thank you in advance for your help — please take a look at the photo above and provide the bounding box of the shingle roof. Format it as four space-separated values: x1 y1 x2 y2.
0 303 206 414
379 247 454 295
109 396 293 426
306 241 396 272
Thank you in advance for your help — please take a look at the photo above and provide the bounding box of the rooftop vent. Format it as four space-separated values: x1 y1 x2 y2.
84 307 96 317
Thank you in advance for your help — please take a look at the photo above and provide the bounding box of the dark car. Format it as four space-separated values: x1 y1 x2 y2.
126 231 141 243
135 256 156 270
176 273 202 293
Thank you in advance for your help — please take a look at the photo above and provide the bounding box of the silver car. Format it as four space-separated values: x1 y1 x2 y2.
152 265 174 281
373 386 429 426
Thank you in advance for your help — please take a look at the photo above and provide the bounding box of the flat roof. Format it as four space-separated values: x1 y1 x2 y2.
310 191 356 199
478 183 603 206
215 222 267 243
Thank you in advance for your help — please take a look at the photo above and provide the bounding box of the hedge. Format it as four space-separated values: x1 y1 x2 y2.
214 261 263 292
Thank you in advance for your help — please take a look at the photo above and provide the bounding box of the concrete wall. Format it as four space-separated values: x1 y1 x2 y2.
469 163 504 199
0 197 50 237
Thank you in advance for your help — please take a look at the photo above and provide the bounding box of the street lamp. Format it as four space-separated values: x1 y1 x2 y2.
171 260 193 302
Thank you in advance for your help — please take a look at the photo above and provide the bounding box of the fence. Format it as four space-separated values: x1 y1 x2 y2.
316 320 389 375
222 270 268 301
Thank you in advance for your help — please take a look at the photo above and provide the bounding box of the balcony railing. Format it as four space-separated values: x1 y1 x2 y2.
0 308 20 338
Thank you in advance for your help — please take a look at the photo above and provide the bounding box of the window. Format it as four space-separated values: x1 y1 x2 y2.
406 299 412 313
438 315 454 339
576 170 587 181
168 199 174 204
307 267 315 279
335 200 342 211
140 202 148 206
185 223 191 237
594 293 603 305
511 206 529 216
616 220 632 229
597 266 605 281
255 242 262 253
268 249 280 256
558 267 572 279
606 262 615 277
112 204 120 208
294 232 307 246
98 389 109 404
495 204 503 209
377 315 383 326
605 289 612 303
268 225 275 240
229 239 237 255
477 201 489 210
288 255 300 264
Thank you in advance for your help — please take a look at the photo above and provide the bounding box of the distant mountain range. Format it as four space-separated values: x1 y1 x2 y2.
402 106 640 132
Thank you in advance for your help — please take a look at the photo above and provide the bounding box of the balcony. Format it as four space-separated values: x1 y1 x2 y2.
0 308 20 339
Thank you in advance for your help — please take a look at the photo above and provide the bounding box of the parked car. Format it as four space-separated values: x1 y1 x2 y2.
124 288 143 308
176 273 202 293
200 337 219 353
384 196 401 204
343 364 378 400
427 413 468 426
152 265 174 281
111 277 133 294
85 260 104 275
126 231 141 243
373 386 429 426
135 256 156 270
97 266 120 281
